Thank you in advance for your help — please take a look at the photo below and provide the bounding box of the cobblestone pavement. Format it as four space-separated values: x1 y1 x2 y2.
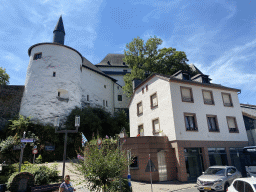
44 161 197 192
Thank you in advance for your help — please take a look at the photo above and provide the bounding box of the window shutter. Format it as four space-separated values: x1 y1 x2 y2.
182 88 192 101
154 119 159 132
223 94 231 104
203 91 212 100
152 94 158 106
227 117 236 128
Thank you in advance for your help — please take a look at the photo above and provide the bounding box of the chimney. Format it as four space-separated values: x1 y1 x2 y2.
132 79 142 93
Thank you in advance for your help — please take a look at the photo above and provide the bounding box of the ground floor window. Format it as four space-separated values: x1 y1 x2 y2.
184 148 204 180
208 148 228 166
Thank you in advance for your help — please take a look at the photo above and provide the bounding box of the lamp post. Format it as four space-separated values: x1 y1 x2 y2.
119 128 125 192
54 115 80 181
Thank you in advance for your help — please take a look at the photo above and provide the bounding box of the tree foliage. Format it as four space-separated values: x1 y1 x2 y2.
71 137 132 192
65 106 129 142
123 36 196 97
0 67 10 85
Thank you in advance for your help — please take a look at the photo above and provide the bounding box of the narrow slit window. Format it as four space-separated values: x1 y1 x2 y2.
53 72 56 77
58 92 60 97
87 95 89 101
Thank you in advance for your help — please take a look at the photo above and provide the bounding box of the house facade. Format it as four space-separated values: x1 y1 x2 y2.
124 71 248 182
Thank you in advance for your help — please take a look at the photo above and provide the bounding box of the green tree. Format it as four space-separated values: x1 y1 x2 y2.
65 106 129 142
123 36 196 97
0 67 10 85
71 138 132 192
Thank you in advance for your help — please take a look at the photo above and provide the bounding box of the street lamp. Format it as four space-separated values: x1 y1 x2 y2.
119 127 125 192
54 115 80 180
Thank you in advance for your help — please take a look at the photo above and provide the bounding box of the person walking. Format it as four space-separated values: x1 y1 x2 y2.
59 175 76 192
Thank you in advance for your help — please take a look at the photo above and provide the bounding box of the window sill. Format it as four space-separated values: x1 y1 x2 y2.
137 113 143 117
186 128 198 132
182 100 194 103
209 130 220 133
204 102 215 105
130 167 139 170
56 96 69 102
223 104 233 107
151 105 158 109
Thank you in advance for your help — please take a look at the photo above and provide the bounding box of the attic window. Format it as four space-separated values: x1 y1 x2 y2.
33 53 42 60
183 73 190 80
202 76 209 83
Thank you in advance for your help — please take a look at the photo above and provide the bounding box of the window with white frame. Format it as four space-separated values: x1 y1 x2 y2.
150 93 158 108
180 87 193 102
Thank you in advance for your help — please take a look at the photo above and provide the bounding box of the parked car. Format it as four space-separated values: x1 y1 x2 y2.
226 176 256 192
197 165 242 192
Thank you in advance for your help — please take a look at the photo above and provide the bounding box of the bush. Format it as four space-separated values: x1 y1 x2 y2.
35 155 42 164
0 175 8 183
7 163 60 188
107 178 132 192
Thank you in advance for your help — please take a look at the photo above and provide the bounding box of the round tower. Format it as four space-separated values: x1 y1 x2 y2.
20 16 83 125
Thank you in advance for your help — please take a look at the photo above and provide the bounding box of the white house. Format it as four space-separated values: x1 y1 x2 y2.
128 70 248 181
19 16 129 125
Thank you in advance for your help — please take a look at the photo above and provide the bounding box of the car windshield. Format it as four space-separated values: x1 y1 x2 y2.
204 168 226 176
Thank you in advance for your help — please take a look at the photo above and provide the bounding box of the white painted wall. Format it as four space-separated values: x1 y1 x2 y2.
129 76 248 142
81 68 114 114
170 82 248 142
129 76 176 140
20 44 82 125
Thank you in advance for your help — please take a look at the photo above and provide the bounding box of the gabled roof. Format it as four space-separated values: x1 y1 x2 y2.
240 103 256 110
82 57 117 82
96 54 128 67
53 15 65 35
127 73 241 108
189 64 204 75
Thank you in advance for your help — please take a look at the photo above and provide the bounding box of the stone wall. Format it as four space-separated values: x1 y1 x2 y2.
0 85 24 131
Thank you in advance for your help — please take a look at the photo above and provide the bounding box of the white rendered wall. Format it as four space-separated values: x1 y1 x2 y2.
81 68 114 114
129 77 176 140
20 44 82 125
113 83 129 110
170 82 248 142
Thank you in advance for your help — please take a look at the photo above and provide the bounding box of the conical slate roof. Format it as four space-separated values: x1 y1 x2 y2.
96 54 127 66
53 15 65 35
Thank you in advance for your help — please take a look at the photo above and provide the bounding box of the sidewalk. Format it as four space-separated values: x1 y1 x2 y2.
44 161 197 192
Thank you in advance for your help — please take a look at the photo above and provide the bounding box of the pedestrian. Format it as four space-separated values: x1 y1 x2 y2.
59 175 76 192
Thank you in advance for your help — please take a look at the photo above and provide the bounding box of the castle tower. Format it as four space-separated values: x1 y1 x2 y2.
20 16 83 125
53 15 65 45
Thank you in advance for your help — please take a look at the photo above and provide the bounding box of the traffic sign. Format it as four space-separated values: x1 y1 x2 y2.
32 149 38 154
21 138 34 143
34 145 37 149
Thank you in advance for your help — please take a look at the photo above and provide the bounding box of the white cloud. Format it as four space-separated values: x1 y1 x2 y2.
2 52 26 72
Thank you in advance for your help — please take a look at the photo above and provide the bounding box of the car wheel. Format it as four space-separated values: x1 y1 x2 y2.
224 183 229 192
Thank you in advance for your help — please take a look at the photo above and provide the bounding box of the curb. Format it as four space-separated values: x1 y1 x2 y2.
169 185 197 192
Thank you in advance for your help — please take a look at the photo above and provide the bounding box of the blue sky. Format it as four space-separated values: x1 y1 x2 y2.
1 0 255 104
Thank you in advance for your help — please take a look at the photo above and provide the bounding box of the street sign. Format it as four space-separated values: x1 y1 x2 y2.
45 146 55 151
145 159 157 172
13 145 22 150
97 138 102 146
33 145 37 149
21 138 34 143
32 149 38 154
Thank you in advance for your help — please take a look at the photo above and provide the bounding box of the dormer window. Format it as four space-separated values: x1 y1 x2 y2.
183 73 190 80
202 76 209 83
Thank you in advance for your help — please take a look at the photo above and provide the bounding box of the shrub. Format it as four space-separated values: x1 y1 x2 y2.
107 178 132 192
0 175 8 183
7 172 19 189
35 155 42 164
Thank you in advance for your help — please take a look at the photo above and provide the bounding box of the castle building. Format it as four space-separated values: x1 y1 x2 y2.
19 16 129 125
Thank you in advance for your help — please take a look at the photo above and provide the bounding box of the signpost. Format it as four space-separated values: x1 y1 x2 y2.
45 146 55 151
32 149 38 164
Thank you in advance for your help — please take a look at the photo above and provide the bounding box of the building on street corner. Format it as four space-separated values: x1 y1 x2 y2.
122 70 248 182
